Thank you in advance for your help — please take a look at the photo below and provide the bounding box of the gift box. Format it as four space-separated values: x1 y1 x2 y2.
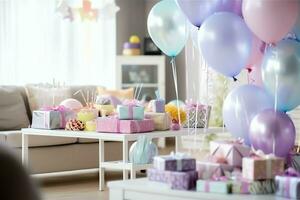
117 100 144 120
242 156 284 180
196 179 231 194
183 101 211 128
153 153 196 172
32 106 75 129
231 179 276 194
96 117 154 134
145 112 170 131
210 140 251 167
196 161 234 180
275 168 300 199
147 168 198 190
32 110 61 130
288 146 300 172
149 99 165 113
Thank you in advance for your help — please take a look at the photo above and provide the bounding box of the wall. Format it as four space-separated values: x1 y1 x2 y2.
116 0 186 102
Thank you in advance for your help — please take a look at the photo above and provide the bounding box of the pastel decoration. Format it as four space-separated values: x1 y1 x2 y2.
31 110 61 130
77 108 98 127
145 112 170 131
85 120 96 131
60 98 83 111
129 35 140 44
183 101 211 128
129 135 158 164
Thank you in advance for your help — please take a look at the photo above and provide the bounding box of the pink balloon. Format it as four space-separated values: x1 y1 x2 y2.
246 34 265 71
243 0 299 44
60 98 83 111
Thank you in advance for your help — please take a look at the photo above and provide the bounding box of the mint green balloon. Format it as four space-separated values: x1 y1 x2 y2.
147 0 187 57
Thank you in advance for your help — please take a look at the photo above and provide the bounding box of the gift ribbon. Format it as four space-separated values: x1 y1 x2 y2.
122 99 143 119
204 181 210 192
170 152 189 171
41 105 68 128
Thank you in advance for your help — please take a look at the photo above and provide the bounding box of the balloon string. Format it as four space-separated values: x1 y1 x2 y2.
171 57 181 125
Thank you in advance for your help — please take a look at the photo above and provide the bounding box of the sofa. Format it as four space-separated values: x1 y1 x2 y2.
0 85 124 174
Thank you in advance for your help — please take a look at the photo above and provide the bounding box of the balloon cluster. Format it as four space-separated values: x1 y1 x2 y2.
147 0 300 158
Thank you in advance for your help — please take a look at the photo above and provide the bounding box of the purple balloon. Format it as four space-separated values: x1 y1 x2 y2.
198 12 252 77
249 109 295 158
223 85 274 145
176 0 242 27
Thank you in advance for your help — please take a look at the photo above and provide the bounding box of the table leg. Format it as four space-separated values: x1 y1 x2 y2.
22 133 29 166
99 139 105 191
122 139 128 180
175 136 181 153
130 164 136 179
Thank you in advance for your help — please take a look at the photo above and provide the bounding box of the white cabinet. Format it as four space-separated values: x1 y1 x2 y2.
116 55 166 100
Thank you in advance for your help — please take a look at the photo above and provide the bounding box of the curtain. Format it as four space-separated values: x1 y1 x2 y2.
0 0 117 88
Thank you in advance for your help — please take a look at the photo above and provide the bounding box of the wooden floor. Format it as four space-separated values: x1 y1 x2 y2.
38 142 174 200
39 171 145 200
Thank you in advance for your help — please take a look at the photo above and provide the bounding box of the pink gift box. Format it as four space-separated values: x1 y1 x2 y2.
242 156 284 180
96 117 154 134
210 140 251 167
196 161 234 180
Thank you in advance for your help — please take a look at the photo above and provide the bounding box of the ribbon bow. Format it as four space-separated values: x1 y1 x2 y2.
41 105 68 112
250 148 276 159
284 168 300 177
123 99 142 107
185 99 206 110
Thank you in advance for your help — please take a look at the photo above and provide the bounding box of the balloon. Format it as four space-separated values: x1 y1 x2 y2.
293 14 300 39
242 0 299 44
246 35 265 71
249 109 295 158
198 12 252 78
147 0 187 57
176 0 242 28
60 98 83 111
223 85 274 145
262 39 300 112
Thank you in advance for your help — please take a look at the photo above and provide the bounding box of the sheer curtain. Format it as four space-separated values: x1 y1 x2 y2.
0 0 117 88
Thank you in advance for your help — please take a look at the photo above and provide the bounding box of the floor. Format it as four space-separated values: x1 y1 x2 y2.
39 141 174 200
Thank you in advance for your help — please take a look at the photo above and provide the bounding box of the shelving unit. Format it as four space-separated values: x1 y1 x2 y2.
116 55 166 100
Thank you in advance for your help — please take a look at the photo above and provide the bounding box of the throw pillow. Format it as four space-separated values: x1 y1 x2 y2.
97 87 134 100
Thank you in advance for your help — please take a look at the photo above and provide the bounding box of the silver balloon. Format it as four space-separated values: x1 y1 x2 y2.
262 39 300 112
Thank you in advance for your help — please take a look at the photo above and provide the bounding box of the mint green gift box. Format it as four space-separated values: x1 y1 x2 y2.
117 105 144 120
196 180 232 194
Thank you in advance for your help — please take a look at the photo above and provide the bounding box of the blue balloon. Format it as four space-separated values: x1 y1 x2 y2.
198 12 252 78
262 39 300 112
147 0 187 57
223 85 274 145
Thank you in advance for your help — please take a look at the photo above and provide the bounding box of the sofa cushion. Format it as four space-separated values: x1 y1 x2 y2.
0 87 30 131
97 87 134 100
25 84 72 111
0 131 77 148
78 138 98 144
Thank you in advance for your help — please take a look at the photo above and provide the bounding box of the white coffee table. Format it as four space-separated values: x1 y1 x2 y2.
108 178 281 200
21 128 222 190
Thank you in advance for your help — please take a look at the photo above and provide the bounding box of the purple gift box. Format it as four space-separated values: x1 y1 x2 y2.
147 168 198 190
153 153 196 172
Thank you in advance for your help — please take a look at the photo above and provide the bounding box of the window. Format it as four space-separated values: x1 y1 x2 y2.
0 0 118 87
